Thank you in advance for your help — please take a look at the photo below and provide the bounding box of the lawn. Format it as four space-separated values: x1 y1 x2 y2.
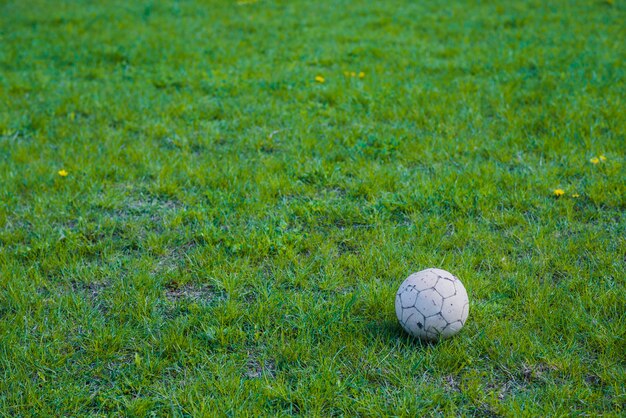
1 0 625 415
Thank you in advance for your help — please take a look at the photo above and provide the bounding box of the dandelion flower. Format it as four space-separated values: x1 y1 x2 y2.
350 71 356 77
315 75 325 83
58 169 68 177
572 193 580 198
599 155 607 162
358 72 365 79
553 189 565 197
590 157 599 164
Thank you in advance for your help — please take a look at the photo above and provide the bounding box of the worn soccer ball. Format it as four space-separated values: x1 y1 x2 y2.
395 268 469 341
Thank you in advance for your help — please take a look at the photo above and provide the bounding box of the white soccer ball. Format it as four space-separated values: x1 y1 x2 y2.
395 268 469 341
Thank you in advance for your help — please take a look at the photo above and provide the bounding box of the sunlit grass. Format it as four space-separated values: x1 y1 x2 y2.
0 0 624 415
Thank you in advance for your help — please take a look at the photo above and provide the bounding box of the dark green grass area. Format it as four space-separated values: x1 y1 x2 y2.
1 0 625 415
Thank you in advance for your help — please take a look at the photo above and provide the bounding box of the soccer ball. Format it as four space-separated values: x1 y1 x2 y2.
395 268 469 341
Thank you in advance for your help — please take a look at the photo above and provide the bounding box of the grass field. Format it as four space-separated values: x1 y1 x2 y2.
1 0 625 415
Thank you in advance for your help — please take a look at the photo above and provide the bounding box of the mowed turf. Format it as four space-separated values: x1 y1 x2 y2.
1 0 625 415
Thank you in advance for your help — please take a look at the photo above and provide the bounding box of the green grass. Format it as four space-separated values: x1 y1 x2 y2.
1 0 625 415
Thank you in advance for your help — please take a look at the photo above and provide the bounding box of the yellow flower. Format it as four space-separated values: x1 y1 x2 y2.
590 157 599 164
358 72 365 79
572 193 580 198
599 155 607 162
350 71 356 77
314 75 325 83
553 189 565 197
58 169 68 177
